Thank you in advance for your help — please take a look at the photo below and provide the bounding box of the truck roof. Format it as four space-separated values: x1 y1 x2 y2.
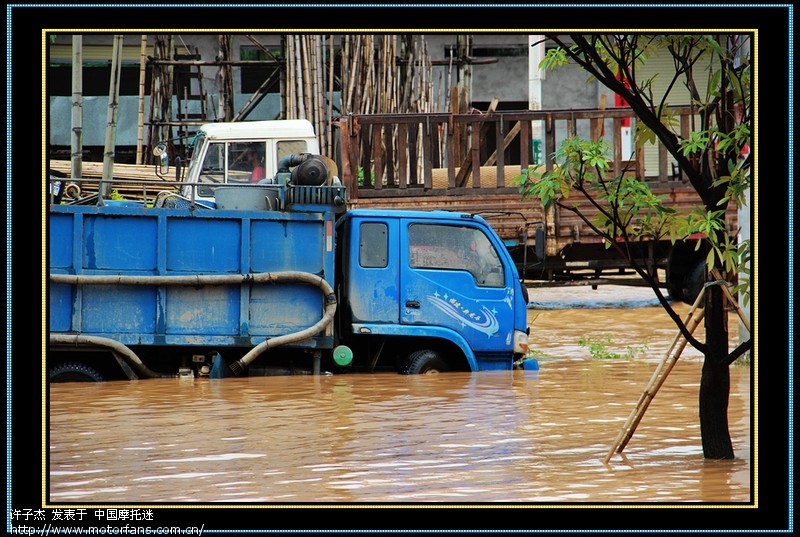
198 119 317 140
346 208 484 222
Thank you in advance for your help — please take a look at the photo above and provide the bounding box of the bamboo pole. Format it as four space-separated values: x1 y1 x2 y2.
312 35 324 152
302 35 313 122
279 36 286 120
99 34 124 201
314 35 323 144
135 35 147 164
366 36 375 114
294 35 306 120
603 287 707 465
70 35 83 182
327 35 334 155
603 274 753 464
344 36 357 113
285 36 295 118
711 269 751 333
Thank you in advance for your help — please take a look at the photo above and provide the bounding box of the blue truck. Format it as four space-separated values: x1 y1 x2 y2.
48 153 533 382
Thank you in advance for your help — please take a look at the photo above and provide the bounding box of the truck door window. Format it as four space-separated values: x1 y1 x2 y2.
359 222 388 268
197 142 225 196
408 224 505 287
228 142 266 184
198 142 269 193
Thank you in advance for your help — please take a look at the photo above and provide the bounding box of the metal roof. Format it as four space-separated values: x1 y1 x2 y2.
198 119 316 141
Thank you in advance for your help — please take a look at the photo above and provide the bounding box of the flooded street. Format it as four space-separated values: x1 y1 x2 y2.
48 285 752 505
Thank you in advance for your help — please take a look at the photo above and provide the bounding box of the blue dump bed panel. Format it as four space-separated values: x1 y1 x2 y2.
49 205 336 349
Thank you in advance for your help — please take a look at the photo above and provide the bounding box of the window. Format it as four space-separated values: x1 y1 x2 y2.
240 47 281 94
408 224 504 287
196 141 268 192
360 223 388 268
277 140 309 161
227 142 267 184
47 63 146 97
48 42 152 97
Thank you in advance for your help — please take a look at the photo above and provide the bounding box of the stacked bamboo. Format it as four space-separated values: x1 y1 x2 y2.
285 35 331 152
284 35 439 183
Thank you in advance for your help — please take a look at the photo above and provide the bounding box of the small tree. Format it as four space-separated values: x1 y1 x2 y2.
520 34 752 459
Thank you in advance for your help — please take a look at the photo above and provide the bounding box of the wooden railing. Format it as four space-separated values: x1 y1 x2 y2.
336 106 695 200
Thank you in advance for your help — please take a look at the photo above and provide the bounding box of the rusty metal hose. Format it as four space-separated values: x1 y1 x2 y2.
229 286 336 376
49 333 172 379
49 271 337 377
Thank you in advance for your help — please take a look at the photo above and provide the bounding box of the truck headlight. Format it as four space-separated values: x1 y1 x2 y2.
513 329 529 355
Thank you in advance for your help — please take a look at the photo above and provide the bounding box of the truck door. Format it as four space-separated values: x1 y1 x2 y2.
400 219 515 353
346 217 401 324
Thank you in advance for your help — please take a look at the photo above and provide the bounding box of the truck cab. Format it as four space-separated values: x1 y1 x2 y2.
178 119 320 204
339 209 531 374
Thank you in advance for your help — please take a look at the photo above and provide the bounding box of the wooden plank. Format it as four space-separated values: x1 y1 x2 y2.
520 120 530 171
397 123 408 189
384 123 395 187
454 97 498 187
494 119 505 187
447 118 456 189
49 160 161 181
470 120 481 188
422 120 433 189
340 118 357 200
408 122 419 186
371 125 383 190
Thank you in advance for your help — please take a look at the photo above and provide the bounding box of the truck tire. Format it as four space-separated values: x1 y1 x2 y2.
666 241 704 303
399 350 448 375
49 362 105 383
683 259 706 306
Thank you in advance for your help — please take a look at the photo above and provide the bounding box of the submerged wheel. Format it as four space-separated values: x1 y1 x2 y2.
666 241 705 304
683 259 706 306
399 350 449 375
49 362 105 383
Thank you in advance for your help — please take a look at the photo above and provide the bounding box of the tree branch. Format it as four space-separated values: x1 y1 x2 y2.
724 339 752 366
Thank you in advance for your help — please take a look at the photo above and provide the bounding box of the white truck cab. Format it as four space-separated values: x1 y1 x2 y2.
179 119 320 204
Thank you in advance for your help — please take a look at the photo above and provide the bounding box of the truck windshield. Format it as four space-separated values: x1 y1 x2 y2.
408 224 505 287
195 141 269 194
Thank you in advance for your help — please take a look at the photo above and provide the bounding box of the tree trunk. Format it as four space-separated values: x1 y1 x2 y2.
698 282 734 459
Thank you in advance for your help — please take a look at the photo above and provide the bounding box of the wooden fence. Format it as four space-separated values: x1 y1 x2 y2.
336 105 696 201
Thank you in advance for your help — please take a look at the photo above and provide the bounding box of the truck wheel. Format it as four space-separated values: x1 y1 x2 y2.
49 362 105 383
399 350 448 375
683 259 706 306
666 240 706 304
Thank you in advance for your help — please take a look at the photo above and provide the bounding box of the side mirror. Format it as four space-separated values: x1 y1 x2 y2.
153 143 169 177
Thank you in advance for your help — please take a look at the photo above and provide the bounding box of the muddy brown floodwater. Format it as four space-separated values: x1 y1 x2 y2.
48 285 752 507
